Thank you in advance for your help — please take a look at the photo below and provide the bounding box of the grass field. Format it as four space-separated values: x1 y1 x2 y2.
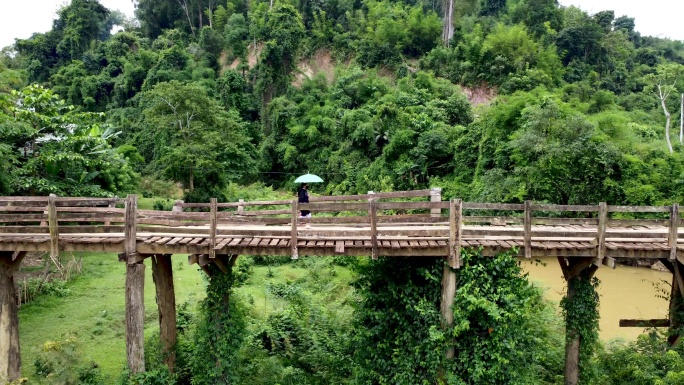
18 253 357 382
18 253 207 382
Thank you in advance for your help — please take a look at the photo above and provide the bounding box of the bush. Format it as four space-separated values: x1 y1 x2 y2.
33 335 105 385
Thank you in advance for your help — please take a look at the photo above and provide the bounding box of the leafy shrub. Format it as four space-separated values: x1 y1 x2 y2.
33 335 104 385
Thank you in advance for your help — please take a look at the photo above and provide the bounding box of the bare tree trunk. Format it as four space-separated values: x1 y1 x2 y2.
198 0 203 29
189 167 194 192
679 93 684 144
442 0 455 47
660 90 674 154
178 0 196 36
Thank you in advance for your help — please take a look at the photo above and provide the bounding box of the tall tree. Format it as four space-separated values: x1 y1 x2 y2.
645 63 684 153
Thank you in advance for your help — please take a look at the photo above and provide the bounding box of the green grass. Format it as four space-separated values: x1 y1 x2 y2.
18 253 207 382
18 254 357 382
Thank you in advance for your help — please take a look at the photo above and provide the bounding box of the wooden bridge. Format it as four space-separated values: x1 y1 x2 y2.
2 188 684 385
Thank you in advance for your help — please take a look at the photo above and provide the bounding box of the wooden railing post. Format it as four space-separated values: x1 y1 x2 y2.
291 199 298 259
369 198 378 260
597 202 607 261
124 195 138 262
523 200 532 259
104 196 117 226
209 198 217 259
124 194 145 375
48 194 59 260
430 187 442 218
670 203 680 260
449 199 462 269
238 199 245 214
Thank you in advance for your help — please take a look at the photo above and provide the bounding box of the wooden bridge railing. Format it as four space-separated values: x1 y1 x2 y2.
0 191 682 268
2 190 684 385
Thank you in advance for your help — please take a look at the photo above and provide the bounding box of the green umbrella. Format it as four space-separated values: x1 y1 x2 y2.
294 173 324 183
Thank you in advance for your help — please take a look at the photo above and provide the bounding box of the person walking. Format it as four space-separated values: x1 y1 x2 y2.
298 183 311 218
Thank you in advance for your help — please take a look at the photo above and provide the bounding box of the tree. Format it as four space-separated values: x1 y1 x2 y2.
140 81 255 198
645 63 684 154
0 85 136 196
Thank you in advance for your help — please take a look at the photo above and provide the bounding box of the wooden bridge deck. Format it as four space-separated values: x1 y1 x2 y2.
0 189 682 266
0 223 679 259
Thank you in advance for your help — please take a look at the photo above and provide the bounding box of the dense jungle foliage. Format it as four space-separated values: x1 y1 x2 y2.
4 0 684 383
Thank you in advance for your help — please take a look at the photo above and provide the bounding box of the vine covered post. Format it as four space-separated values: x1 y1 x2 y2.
0 251 26 382
558 257 600 385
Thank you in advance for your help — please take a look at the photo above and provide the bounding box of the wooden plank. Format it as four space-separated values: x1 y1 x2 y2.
189 238 203 245
619 319 670 327
291 200 298 259
531 204 597 212
249 238 260 247
155 237 172 245
597 202 607 261
609 205 671 213
214 238 232 249
309 189 431 201
48 194 59 259
376 201 450 210
335 241 344 253
299 202 369 212
166 237 184 246
524 200 531 259
463 203 525 210
370 199 378 260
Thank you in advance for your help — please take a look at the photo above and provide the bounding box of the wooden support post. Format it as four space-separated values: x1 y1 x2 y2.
558 257 599 385
291 199 298 259
669 259 684 346
440 257 457 359
370 198 378 260
209 198 217 259
48 194 59 260
0 252 22 382
151 254 177 372
430 187 442 218
670 203 680 260
597 202 607 261
449 199 462 269
238 199 245 214
524 200 532 259
124 194 145 374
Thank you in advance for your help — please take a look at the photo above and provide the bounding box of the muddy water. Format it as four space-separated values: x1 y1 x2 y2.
520 257 671 341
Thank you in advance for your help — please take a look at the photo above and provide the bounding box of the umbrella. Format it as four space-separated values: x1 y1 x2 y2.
294 173 324 183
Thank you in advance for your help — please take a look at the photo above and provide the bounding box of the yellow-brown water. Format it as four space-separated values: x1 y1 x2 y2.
521 258 671 341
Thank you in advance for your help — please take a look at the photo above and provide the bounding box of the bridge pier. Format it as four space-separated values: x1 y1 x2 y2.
0 251 26 382
658 258 684 346
152 254 177 372
440 257 457 359
558 257 598 385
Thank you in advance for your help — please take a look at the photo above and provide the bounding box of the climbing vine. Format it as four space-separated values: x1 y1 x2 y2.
190 263 247 385
446 249 563 384
560 274 600 385
351 250 563 384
